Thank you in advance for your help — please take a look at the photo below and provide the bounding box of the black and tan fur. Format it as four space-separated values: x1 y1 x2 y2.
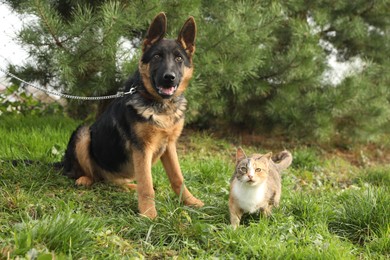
63 13 204 219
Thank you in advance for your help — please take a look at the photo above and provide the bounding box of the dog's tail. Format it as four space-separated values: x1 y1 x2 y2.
52 161 64 170
1 159 64 171
272 150 293 172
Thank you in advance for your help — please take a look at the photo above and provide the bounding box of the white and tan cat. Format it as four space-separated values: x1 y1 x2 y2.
229 147 292 228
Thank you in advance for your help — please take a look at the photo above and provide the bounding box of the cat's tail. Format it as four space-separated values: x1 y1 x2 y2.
272 150 293 171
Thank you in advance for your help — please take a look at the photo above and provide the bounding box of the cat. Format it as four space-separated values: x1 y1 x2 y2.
229 147 292 228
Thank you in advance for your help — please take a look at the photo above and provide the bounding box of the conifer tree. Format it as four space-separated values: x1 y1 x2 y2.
3 0 390 143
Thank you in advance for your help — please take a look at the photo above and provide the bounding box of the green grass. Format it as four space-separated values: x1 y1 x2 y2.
1 115 389 259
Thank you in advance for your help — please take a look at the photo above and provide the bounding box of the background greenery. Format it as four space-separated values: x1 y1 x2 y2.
2 0 389 145
1 1 389 258
0 115 389 259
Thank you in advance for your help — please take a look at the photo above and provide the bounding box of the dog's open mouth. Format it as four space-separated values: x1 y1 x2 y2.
157 85 178 96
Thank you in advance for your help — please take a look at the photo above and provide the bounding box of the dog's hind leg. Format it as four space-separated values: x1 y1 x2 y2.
126 183 137 190
107 177 137 191
74 126 95 187
161 142 204 208
75 176 93 186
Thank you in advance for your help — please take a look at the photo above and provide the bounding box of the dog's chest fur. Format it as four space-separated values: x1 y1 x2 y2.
125 94 187 161
231 179 268 213
127 94 187 129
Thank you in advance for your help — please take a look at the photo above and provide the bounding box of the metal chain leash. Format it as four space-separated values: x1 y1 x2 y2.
0 67 136 100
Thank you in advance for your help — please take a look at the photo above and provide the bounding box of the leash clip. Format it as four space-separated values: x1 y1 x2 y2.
118 87 137 97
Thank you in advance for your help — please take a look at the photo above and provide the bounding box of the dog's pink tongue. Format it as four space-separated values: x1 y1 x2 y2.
160 86 175 95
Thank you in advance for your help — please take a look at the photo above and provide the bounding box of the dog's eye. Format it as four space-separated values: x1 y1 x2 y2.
153 54 161 60
175 56 183 62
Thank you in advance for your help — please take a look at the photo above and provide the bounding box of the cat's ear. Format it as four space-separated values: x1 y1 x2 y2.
236 147 247 163
263 152 273 160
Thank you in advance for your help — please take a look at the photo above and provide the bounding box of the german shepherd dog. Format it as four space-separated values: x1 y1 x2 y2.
63 13 204 219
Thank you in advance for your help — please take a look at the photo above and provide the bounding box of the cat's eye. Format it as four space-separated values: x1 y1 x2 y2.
240 167 247 173
255 168 262 172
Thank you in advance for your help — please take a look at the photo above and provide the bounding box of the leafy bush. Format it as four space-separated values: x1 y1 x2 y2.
0 84 63 116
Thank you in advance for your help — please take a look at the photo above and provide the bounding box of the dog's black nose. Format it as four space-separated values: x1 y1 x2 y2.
163 72 176 82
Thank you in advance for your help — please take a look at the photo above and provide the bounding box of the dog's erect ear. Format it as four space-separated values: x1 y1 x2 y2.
177 16 196 56
143 12 167 52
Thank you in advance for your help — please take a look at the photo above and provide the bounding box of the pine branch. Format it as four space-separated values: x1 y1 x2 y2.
257 55 299 81
204 16 276 52
34 0 65 49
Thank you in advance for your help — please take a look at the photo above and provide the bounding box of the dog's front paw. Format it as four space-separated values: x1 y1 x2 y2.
139 202 157 219
183 196 204 208
140 208 157 219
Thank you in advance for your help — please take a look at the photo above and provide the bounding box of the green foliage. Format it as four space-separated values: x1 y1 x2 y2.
1 115 389 258
330 62 390 143
0 84 63 116
291 147 322 171
0 114 78 162
12 211 102 258
358 166 390 187
312 0 390 62
2 0 390 143
328 186 390 246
